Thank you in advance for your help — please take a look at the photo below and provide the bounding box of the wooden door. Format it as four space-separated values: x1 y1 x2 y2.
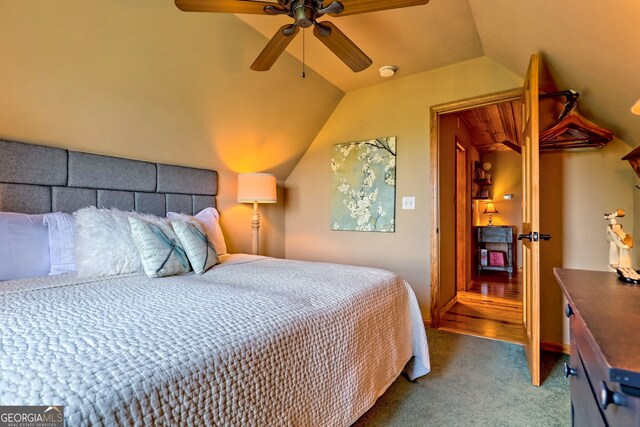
455 142 468 292
521 54 541 386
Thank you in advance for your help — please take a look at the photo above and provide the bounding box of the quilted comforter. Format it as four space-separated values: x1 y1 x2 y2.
0 255 430 426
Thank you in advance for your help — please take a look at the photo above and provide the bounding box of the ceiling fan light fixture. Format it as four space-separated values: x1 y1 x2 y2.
379 66 396 78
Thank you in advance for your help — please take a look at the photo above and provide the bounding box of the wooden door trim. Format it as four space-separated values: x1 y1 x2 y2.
429 88 522 328
455 141 467 292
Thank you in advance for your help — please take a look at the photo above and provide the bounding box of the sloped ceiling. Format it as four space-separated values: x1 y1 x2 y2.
468 0 640 146
233 0 640 146
238 0 483 92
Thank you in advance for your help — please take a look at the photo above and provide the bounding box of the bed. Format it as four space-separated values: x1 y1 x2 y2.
0 139 430 426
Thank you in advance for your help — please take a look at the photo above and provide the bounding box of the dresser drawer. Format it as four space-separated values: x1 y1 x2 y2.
569 337 606 426
476 226 512 243
572 310 640 426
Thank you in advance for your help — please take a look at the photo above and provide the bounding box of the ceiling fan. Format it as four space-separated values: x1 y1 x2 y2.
175 0 430 72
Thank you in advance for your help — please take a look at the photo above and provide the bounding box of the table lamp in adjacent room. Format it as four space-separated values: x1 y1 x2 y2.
483 201 498 225
237 173 277 255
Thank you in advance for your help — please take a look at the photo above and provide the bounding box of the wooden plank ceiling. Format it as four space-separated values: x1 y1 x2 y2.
458 100 522 153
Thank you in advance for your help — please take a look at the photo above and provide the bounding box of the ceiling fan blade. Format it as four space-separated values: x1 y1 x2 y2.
328 0 429 16
251 25 300 71
175 0 277 14
313 21 372 72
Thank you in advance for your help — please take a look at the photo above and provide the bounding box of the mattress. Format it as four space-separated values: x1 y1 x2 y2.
0 255 430 426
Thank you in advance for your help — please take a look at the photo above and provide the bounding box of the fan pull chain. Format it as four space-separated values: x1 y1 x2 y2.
302 28 306 79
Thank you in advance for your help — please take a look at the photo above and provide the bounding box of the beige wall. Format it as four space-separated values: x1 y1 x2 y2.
439 114 475 304
285 57 523 318
539 139 635 345
285 55 637 348
0 0 344 257
479 150 523 269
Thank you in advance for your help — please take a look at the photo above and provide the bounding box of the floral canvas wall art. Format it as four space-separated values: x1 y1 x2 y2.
331 137 396 232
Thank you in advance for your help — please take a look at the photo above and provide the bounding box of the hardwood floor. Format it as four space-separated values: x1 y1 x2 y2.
439 272 526 344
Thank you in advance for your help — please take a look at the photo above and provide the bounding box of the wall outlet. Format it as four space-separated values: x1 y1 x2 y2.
402 196 416 210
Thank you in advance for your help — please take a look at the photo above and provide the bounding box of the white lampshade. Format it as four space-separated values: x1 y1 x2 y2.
237 173 277 204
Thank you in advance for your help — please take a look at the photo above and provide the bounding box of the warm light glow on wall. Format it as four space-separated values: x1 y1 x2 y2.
632 98 640 115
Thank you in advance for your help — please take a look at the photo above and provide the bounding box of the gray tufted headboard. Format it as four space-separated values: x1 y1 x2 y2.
0 139 217 216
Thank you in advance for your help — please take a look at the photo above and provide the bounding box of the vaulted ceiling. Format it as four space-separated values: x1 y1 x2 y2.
232 0 640 147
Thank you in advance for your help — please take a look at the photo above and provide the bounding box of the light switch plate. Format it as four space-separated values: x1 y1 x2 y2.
402 196 416 210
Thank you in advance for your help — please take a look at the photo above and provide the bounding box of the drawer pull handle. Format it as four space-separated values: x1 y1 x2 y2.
565 304 573 318
600 381 627 409
563 363 577 378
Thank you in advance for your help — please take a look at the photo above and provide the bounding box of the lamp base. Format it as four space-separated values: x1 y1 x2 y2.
251 202 260 255
487 213 493 226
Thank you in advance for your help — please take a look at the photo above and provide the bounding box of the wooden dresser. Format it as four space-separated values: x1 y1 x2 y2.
554 268 640 426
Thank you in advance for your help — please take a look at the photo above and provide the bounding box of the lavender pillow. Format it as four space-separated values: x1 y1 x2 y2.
0 212 50 281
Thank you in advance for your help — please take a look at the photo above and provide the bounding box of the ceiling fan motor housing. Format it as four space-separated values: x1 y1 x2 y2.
293 0 318 28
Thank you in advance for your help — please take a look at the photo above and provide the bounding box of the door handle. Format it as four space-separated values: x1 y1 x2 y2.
517 232 552 242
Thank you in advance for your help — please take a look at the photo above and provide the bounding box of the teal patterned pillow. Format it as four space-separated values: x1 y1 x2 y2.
172 220 219 275
128 217 191 278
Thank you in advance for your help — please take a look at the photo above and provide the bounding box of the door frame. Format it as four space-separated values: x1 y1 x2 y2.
455 139 468 293
429 88 522 328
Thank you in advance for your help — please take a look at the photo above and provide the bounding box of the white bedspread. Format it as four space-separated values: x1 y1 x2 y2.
0 255 430 426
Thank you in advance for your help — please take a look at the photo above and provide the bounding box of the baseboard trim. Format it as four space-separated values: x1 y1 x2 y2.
441 295 457 314
541 340 570 355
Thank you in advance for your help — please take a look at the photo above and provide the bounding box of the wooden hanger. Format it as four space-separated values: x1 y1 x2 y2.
539 112 613 150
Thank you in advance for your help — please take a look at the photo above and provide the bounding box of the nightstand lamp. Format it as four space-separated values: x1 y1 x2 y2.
237 173 277 255
483 201 498 225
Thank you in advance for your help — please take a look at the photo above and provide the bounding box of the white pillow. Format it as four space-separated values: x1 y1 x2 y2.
0 212 50 281
172 220 218 275
167 207 227 255
43 212 76 275
74 207 161 277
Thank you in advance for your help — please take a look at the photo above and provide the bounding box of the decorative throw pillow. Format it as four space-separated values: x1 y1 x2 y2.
172 220 218 275
0 212 50 281
43 212 76 275
129 217 191 278
167 207 227 255
74 207 160 277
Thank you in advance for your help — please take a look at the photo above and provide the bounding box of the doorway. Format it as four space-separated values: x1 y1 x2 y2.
429 88 526 344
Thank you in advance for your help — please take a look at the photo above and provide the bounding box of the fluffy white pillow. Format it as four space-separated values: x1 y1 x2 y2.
167 207 227 255
0 212 50 281
172 220 218 275
43 212 76 275
74 207 161 277
129 217 191 278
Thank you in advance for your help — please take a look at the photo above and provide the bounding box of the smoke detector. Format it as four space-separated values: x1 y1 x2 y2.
379 66 396 78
